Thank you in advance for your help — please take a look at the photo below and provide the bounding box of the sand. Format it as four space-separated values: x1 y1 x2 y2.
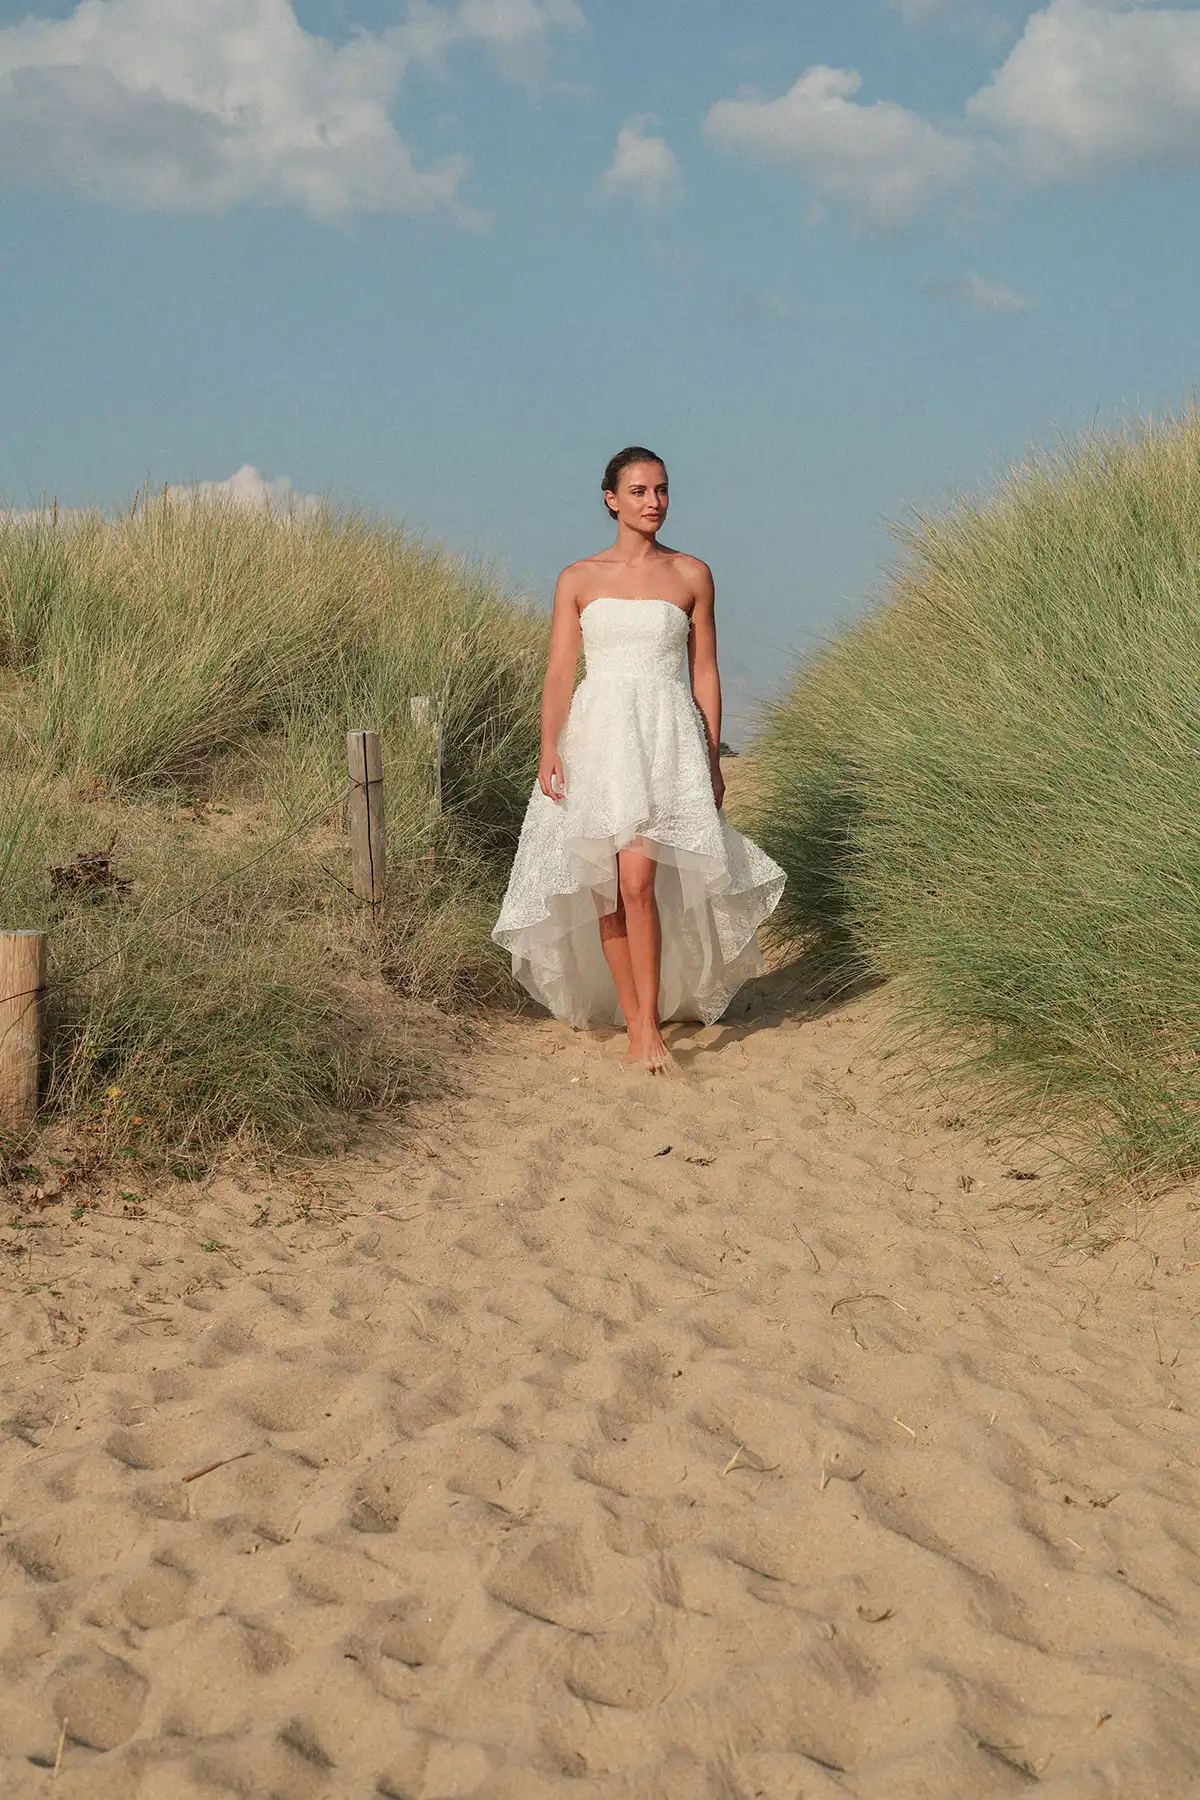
3 972 1200 1799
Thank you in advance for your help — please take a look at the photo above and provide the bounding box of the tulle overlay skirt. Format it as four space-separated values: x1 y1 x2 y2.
492 650 786 1029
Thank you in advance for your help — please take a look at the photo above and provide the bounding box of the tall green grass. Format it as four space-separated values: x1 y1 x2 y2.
0 492 545 1159
751 407 1200 1190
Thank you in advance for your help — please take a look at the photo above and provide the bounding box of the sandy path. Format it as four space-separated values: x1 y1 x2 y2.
3 972 1200 1799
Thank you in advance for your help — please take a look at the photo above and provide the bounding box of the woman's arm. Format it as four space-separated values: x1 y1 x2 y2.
687 562 725 809
537 569 582 801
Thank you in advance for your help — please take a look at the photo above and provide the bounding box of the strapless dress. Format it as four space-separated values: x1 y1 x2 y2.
492 597 785 1027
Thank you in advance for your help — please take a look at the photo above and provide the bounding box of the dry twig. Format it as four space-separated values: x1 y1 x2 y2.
182 1447 258 1483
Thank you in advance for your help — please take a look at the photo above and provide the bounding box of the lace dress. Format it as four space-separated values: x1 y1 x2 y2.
492 597 786 1028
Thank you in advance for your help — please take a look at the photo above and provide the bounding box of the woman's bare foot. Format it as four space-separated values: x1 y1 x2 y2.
624 1020 679 1075
643 1026 679 1075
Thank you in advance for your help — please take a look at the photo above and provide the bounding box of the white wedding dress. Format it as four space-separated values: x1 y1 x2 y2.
492 597 786 1028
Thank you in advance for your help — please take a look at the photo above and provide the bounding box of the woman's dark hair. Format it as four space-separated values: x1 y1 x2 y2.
602 445 666 519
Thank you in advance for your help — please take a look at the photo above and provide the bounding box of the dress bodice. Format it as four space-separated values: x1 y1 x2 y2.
580 597 690 685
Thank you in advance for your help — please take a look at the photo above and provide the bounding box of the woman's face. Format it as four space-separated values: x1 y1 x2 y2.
607 462 669 532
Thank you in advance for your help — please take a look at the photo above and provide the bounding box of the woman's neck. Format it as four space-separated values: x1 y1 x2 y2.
612 527 661 562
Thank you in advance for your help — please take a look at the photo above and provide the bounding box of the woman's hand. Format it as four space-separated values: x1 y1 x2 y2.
710 757 725 811
538 752 565 802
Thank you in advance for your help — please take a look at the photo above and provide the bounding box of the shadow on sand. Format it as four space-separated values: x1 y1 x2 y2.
658 948 884 1073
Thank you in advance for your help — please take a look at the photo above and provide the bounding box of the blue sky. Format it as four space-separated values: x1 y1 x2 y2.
2 0 1199 733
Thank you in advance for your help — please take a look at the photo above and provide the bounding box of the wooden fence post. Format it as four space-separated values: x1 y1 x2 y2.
0 931 45 1136
346 730 386 919
409 697 444 815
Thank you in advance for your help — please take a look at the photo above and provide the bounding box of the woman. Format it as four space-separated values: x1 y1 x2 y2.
492 446 785 1072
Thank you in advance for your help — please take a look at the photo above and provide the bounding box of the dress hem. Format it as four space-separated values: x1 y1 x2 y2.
492 810 786 1030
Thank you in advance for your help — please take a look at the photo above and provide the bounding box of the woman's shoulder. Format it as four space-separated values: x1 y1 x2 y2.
670 548 713 581
556 553 606 588
660 548 714 596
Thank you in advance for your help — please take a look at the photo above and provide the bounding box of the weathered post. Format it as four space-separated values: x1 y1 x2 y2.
409 697 444 815
346 730 386 919
0 931 45 1135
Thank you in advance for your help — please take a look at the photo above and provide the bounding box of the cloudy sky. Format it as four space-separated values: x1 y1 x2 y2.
2 0 1199 728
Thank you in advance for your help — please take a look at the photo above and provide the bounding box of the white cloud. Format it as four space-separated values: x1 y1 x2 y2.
0 502 95 528
165 464 324 513
960 270 1029 311
398 0 583 86
708 3 1200 227
598 118 683 208
968 0 1200 180
925 270 1030 310
453 0 581 41
0 0 580 220
0 464 321 524
704 65 974 226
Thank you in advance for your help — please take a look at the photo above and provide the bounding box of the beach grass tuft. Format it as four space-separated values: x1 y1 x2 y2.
749 405 1200 1190
0 491 545 1161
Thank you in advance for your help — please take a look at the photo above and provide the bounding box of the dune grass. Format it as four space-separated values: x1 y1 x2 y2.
750 406 1200 1191
0 492 545 1162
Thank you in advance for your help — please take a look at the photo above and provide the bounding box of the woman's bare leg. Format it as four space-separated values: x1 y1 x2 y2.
612 847 675 1073
598 894 642 1035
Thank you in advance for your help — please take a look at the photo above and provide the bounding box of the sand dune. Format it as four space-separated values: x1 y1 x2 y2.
3 970 1200 1797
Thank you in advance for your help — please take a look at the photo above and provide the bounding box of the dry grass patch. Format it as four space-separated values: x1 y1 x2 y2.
0 493 546 1165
